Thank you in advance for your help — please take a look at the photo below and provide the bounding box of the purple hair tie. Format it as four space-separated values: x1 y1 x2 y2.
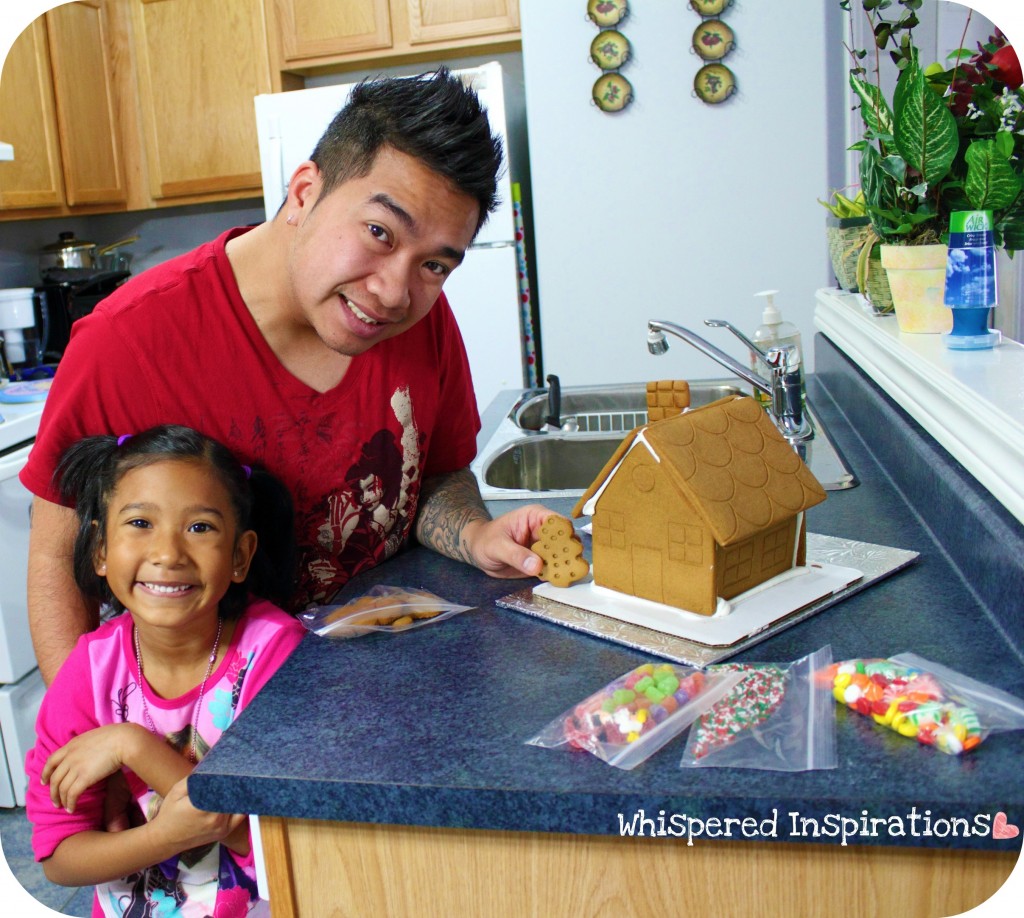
241 465 252 479
117 434 132 446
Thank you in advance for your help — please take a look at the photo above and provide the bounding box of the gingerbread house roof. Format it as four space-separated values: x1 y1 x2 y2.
572 395 826 547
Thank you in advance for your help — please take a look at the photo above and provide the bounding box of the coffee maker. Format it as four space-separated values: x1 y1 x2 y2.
0 288 47 378
28 230 133 365
37 271 130 360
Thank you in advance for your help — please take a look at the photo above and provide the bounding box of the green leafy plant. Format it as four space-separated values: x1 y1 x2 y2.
841 0 1024 249
818 188 868 218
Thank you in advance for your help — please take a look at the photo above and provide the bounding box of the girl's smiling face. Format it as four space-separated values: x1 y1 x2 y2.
94 459 256 631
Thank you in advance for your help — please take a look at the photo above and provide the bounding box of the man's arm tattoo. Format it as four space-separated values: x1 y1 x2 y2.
414 468 490 565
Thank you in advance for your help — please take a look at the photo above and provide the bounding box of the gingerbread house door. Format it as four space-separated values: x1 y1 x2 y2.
631 544 664 603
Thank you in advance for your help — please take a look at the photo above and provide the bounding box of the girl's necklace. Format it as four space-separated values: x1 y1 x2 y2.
133 617 223 764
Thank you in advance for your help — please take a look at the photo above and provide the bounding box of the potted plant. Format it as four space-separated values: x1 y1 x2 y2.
841 0 1024 332
818 187 897 310
819 188 868 292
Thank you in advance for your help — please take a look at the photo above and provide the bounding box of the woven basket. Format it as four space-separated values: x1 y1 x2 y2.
853 228 894 314
862 247 894 314
826 215 871 292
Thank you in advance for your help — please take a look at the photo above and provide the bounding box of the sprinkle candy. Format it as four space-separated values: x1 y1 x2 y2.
689 663 786 759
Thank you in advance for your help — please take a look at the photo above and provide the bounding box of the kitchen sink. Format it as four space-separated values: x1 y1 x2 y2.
482 433 624 492
473 379 858 500
511 381 742 432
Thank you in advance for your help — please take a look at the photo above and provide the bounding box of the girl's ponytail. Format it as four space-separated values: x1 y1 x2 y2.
54 435 121 608
238 467 298 612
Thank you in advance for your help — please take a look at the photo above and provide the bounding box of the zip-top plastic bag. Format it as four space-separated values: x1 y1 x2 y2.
300 585 473 639
822 652 1024 755
680 645 837 772
527 660 742 771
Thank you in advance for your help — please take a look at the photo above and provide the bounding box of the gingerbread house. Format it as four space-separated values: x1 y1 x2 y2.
571 395 827 616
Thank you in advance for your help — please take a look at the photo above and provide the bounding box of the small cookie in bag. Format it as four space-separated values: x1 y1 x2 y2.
323 592 443 628
531 515 590 586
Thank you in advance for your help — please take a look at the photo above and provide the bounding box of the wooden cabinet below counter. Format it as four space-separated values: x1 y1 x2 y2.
267 0 521 74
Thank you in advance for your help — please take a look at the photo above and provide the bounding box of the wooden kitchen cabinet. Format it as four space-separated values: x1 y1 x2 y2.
404 0 520 46
0 18 64 210
273 0 392 62
129 0 273 200
0 2 127 212
2 0 519 221
1 0 271 219
267 0 520 73
259 817 1016 918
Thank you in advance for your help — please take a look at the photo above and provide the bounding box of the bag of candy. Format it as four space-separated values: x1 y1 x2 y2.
526 661 742 770
823 652 1024 755
679 645 837 771
299 585 473 638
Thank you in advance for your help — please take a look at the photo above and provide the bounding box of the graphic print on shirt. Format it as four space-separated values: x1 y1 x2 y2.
99 660 260 916
101 838 257 917
209 649 253 731
298 387 424 604
112 683 137 722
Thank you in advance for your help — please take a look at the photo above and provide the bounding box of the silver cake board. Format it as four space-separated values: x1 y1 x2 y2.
496 533 919 667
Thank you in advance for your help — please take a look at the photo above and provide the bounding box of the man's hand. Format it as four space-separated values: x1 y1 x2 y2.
460 504 555 579
104 771 141 833
415 468 555 578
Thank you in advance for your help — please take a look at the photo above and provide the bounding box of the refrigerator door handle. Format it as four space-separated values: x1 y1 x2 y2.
266 115 286 212
468 240 515 250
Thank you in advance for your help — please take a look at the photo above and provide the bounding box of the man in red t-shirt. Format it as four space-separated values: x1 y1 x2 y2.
22 69 552 685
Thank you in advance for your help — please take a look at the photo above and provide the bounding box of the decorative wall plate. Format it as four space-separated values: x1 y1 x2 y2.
586 0 628 28
590 29 630 71
689 0 730 15
592 72 634 112
692 19 734 60
693 63 736 104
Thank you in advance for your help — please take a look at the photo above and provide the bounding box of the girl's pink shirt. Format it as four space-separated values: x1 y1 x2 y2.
25 599 305 915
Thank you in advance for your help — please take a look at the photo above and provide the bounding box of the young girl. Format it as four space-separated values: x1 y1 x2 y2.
25 424 306 917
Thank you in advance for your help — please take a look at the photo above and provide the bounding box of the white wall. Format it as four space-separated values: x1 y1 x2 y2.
520 0 841 385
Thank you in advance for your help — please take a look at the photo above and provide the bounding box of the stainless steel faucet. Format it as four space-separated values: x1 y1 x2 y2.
646 319 813 442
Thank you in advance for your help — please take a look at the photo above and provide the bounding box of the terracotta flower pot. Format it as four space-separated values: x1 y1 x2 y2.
879 244 952 333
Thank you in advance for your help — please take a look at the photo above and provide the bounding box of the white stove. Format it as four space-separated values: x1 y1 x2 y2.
0 397 46 452
0 393 46 807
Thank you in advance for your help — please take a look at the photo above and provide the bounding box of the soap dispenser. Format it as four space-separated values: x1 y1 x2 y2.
750 290 803 407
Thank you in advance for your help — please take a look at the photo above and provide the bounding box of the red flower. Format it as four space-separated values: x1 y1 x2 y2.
990 46 1022 89
949 78 974 117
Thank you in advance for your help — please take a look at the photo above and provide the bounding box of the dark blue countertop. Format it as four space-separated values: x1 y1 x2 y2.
189 335 1024 852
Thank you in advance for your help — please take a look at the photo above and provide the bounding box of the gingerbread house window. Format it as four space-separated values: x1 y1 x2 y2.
721 541 754 589
760 525 791 571
595 509 626 548
668 522 703 565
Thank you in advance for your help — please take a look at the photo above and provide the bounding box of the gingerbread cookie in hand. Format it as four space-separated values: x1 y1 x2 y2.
532 515 590 587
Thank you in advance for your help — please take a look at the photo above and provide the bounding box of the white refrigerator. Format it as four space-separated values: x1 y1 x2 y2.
254 62 527 415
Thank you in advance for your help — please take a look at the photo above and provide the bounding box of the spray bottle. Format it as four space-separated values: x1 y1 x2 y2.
943 211 1002 349
750 290 803 407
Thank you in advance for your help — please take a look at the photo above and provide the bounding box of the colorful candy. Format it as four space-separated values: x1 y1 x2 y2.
823 658 984 755
564 663 706 750
688 664 787 759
